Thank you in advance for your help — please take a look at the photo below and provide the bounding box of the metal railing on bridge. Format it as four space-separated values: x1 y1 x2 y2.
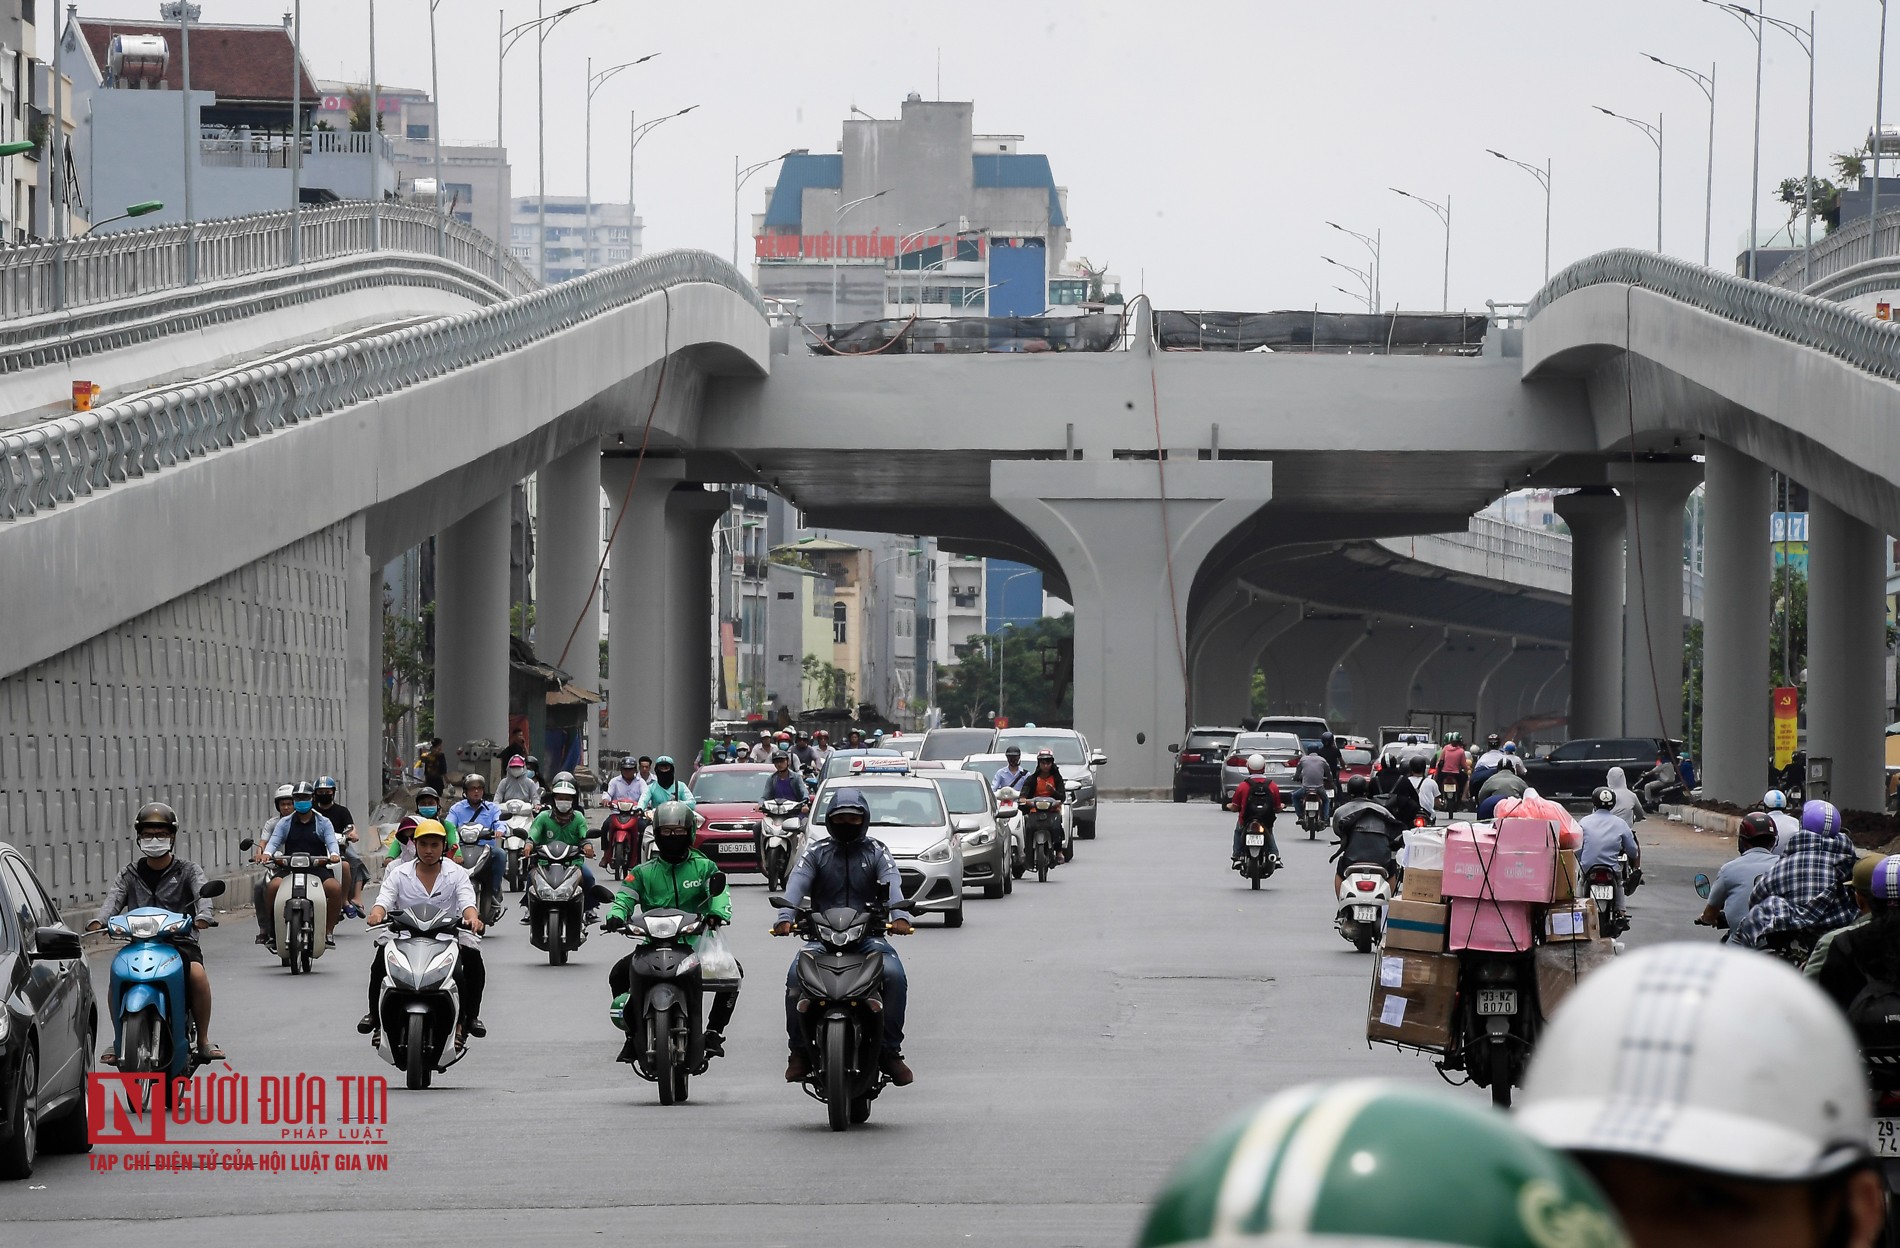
1526 248 1900 382
809 308 1491 355
0 249 762 521
0 201 537 319
1762 209 1900 295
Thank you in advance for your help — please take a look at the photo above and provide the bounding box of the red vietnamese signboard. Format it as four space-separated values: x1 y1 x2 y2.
755 232 985 261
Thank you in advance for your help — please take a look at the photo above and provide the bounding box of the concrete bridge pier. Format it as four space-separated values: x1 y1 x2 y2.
1343 622 1446 736
1414 635 1514 735
534 440 604 685
1552 490 1625 738
434 492 514 764
1186 593 1301 727
1807 495 1888 811
1612 461 1701 740
1699 442 1772 803
1259 616 1367 722
602 457 708 764
663 486 728 763
992 460 1272 795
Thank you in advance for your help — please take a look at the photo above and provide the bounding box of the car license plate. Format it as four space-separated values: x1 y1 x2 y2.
716 842 750 854
1476 989 1518 1016
1590 885 1614 901
1245 833 1267 847
1352 905 1378 922
1874 1118 1900 1157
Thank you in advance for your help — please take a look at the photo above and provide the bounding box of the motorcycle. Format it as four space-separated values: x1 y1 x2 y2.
500 800 535 892
1238 818 1277 890
600 878 733 1106
757 799 806 893
525 840 590 965
104 880 225 1109
1439 950 1538 1108
771 891 906 1131
601 801 642 881
457 825 505 926
1584 864 1630 938
995 787 1026 880
1298 788 1327 840
1022 796 1062 883
1334 863 1391 952
371 904 478 1090
240 838 329 974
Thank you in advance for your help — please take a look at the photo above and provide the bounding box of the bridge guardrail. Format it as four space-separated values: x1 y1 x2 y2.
1762 209 1900 291
1525 248 1900 382
0 202 536 318
0 249 764 521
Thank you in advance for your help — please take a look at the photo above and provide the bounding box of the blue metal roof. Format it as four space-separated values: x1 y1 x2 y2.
971 153 1065 227
763 153 841 228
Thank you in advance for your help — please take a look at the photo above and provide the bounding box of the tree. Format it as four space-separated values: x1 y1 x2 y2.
1777 174 1842 235
1250 667 1271 720
801 654 853 710
933 615 1075 727
347 88 383 134
384 599 433 741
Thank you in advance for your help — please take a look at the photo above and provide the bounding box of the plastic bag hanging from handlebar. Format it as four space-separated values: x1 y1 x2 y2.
695 928 742 985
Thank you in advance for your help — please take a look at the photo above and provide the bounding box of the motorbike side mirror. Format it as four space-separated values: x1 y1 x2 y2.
588 884 619 906
32 926 83 960
1693 872 1712 900
707 871 728 897
238 838 255 851
767 895 793 910
200 879 226 898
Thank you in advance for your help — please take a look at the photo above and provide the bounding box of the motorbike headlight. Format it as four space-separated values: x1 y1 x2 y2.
643 914 683 940
126 914 164 941
919 839 952 864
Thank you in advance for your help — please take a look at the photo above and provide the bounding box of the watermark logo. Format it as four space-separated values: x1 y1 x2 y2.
85 1068 392 1174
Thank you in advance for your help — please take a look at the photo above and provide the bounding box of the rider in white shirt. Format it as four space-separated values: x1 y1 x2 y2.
358 820 485 1046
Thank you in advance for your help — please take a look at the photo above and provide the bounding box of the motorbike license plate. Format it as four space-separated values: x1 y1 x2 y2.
1476 989 1518 1016
1244 834 1267 847
716 841 750 854
1590 885 1614 901
1351 905 1378 923
1874 1118 1900 1157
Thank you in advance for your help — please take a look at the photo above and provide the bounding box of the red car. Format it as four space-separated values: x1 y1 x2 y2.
688 764 777 873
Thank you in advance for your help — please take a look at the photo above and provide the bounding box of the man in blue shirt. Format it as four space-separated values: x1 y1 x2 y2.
1702 812 1780 933
761 751 809 802
258 780 343 946
447 772 505 896
991 746 1029 793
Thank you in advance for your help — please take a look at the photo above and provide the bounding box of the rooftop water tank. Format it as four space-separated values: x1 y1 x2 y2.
108 35 169 88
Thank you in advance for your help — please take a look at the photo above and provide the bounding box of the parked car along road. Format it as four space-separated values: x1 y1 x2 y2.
928 770 1012 898
1221 731 1303 805
995 728 1105 840
1169 727 1240 802
0 842 94 1180
1520 737 1677 804
806 774 966 927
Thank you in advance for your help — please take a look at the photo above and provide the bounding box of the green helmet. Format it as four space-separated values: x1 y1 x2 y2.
651 800 695 831
1138 1081 1628 1248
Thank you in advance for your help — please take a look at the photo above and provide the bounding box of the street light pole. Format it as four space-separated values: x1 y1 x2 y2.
1876 0 1891 259
1594 106 1664 252
1487 149 1552 282
289 1 302 263
367 0 379 250
586 54 657 271
1754 9 1816 284
1390 188 1450 311
161 0 198 282
830 188 891 324
1646 55 1716 266
1321 255 1373 312
625 104 697 228
1326 220 1380 311
734 149 802 269
1705 0 1765 276
427 0 445 256
895 220 947 314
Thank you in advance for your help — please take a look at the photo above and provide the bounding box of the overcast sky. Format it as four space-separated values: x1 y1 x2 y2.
76 0 1886 311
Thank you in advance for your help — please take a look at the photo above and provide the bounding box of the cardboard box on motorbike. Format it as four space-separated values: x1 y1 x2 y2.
1534 938 1616 1017
1442 819 1561 904
1366 950 1458 1049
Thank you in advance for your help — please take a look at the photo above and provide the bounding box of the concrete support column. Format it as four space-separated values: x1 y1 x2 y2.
1343 622 1446 736
1807 495 1887 810
1187 593 1301 726
1611 461 1701 739
535 440 604 681
1552 490 1625 738
992 460 1273 795
344 516 379 808
434 492 513 760
1414 634 1515 731
663 486 727 763
1700 442 1772 802
602 457 685 760
1261 616 1367 719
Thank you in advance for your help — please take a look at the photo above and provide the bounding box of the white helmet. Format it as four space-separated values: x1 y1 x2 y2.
1246 753 1267 774
1517 942 1868 1181
1763 789 1789 810
272 783 295 802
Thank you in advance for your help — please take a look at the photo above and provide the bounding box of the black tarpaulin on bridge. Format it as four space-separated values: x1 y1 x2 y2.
1152 310 1489 353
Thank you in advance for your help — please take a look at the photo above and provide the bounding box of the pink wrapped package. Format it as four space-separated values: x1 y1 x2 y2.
1489 793 1583 849
1442 820 1559 903
1448 896 1536 952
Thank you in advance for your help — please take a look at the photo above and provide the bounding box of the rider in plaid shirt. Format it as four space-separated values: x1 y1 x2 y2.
1736 800 1859 949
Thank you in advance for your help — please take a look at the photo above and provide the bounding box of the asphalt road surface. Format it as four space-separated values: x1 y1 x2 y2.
12 801 1729 1247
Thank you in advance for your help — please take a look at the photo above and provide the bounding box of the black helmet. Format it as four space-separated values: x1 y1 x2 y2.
1005 745 1022 758
134 801 178 833
292 780 317 799
1408 756 1427 774
825 787 871 845
1740 811 1778 847
1306 744 1319 754
1593 787 1616 810
1485 733 1501 748
1321 732 1335 743
1345 775 1370 798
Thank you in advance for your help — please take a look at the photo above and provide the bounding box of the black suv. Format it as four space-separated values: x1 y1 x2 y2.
1520 737 1679 804
1170 728 1242 802
0 842 93 1179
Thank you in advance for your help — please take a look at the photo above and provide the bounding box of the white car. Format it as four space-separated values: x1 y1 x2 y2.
1221 731 1304 804
804 772 966 927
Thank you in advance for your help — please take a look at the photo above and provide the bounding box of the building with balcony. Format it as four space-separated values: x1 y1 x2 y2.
510 195 641 282
63 13 397 232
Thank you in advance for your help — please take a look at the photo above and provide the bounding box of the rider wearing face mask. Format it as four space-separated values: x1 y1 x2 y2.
260 780 345 947
637 755 697 812
495 754 542 807
253 783 297 944
90 804 223 1063
312 775 364 919
525 774 599 921
603 801 739 1058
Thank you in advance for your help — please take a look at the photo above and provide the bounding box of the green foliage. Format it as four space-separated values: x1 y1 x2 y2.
383 596 432 736
1777 174 1842 234
934 615 1075 727
801 654 853 709
1769 566 1808 693
509 601 535 642
346 88 383 134
1250 666 1271 719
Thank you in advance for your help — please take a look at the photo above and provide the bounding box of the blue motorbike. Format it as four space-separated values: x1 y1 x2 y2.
105 879 225 1108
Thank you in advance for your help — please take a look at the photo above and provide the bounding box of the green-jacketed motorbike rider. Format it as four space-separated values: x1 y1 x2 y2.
524 773 598 922
602 801 739 1059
